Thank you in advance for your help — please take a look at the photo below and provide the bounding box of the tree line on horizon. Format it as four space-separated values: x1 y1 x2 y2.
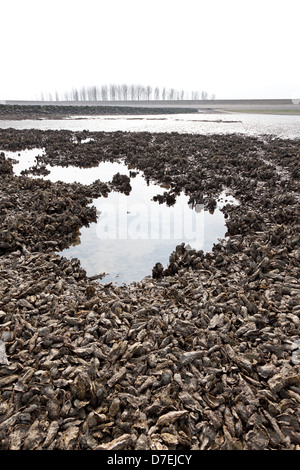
41 84 216 102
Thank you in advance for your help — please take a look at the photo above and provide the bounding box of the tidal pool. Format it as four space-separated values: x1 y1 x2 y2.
56 165 238 285
6 148 46 175
59 191 234 285
7 148 238 285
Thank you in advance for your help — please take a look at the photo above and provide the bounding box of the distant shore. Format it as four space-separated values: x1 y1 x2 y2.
0 104 201 120
0 99 300 120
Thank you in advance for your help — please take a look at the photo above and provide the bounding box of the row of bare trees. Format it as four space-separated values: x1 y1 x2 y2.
41 84 215 102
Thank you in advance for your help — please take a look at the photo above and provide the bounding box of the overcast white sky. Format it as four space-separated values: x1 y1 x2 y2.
1 0 299 100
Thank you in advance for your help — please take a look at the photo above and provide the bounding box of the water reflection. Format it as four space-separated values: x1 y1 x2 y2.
44 160 129 185
8 148 131 184
1 112 299 138
7 148 45 175
6 146 239 286
61 208 228 285
59 166 237 285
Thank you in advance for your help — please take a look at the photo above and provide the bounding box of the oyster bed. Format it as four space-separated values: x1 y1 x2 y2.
0 104 198 121
0 128 299 450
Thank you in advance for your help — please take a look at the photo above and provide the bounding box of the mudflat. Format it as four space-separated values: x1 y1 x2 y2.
0 127 299 450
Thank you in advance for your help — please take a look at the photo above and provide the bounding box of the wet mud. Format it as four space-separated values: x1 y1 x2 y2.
0 128 299 450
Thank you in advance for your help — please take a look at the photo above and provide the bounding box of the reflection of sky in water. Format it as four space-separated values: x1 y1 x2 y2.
4 148 45 175
45 160 130 184
8 149 131 184
61 209 227 285
59 168 235 285
5 146 238 286
1 113 300 138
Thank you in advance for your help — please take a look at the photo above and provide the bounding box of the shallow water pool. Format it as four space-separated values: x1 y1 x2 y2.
6 148 238 285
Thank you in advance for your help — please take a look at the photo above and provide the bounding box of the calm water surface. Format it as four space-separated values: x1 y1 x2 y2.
6 148 238 284
59 172 237 285
1 112 300 138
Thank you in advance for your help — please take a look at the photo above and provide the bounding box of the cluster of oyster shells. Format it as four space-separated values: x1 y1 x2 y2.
0 128 299 450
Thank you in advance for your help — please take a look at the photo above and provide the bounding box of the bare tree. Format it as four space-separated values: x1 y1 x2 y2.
93 86 99 100
121 83 128 100
101 85 108 101
79 87 86 101
168 88 175 100
109 84 116 101
136 84 144 100
201 91 208 100
129 84 135 100
146 85 152 100
154 86 160 100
